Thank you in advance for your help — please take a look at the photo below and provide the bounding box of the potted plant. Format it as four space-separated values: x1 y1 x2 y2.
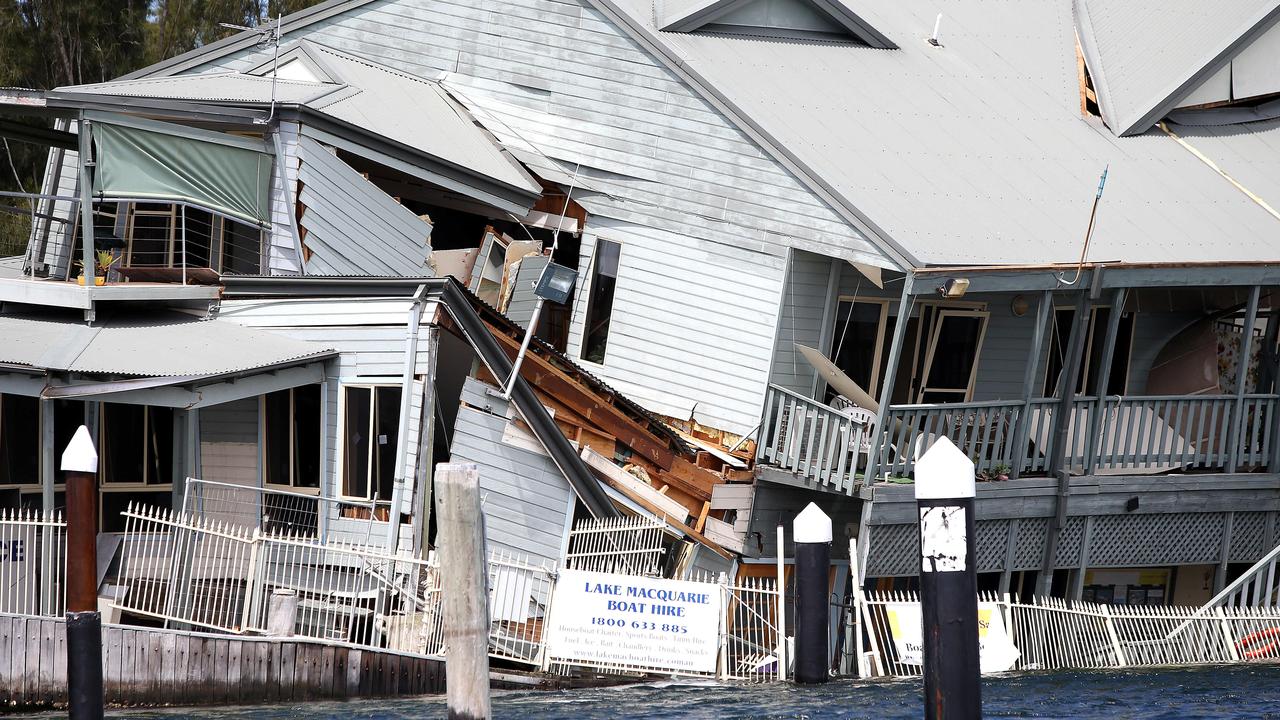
977 463 1012 482
76 249 118 286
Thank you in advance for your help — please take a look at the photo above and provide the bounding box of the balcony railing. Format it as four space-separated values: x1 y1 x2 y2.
757 384 1279 490
757 384 867 494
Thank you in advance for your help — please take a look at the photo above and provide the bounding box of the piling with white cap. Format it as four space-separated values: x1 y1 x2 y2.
915 437 981 719
792 502 832 684
62 425 104 719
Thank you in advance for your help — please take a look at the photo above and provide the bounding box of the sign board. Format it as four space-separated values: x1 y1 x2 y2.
545 569 723 674
884 601 1021 673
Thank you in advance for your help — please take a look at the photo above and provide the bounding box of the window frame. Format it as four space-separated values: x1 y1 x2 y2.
827 296 892 398
261 386 323 495
1043 305 1137 398
578 237 622 366
97 402 174 531
336 381 402 504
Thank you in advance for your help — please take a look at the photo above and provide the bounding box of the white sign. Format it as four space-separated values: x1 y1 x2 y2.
545 569 723 674
884 601 1021 673
919 505 967 572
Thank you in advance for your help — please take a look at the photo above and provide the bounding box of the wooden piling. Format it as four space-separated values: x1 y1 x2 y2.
436 463 490 720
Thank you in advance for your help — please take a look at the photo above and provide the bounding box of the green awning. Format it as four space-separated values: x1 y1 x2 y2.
90 113 271 225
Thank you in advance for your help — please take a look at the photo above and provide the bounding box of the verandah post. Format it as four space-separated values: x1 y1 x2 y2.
1011 290 1054 480
864 273 914 483
1227 285 1261 474
1085 287 1127 475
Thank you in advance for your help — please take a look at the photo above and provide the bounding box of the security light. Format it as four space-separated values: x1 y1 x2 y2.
938 278 970 298
534 261 578 305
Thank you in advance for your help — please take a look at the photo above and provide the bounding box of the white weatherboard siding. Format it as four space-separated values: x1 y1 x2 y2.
268 121 303 275
197 398 261 528
770 250 833 397
567 223 785 435
217 298 430 531
451 378 574 567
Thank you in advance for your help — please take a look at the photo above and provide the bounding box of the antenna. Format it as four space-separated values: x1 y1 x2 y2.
258 12 283 126
1057 165 1109 286
929 13 943 46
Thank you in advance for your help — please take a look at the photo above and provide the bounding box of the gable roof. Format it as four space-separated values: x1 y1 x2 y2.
52 41 543 212
658 0 897 48
118 0 1280 269
1075 0 1280 137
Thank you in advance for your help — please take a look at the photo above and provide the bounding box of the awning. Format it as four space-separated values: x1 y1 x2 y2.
88 112 271 225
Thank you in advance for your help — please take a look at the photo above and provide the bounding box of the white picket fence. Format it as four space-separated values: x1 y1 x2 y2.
0 510 65 618
565 516 667 576
858 589 1280 677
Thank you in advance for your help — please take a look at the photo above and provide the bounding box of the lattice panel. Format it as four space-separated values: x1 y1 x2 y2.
1230 512 1268 563
865 523 919 577
1054 517 1085 568
1012 518 1049 570
975 519 1009 573
1088 513 1225 567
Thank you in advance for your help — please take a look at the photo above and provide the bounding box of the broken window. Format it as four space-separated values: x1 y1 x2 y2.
826 299 889 402
580 239 621 364
1043 307 1135 397
99 403 174 531
340 385 401 503
263 385 322 491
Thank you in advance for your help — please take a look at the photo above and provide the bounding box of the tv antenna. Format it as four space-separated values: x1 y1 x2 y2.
219 12 284 125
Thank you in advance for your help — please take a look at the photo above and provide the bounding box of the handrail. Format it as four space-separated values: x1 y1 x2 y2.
757 384 866 494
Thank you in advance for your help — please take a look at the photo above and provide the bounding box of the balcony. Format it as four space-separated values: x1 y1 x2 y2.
756 384 1279 494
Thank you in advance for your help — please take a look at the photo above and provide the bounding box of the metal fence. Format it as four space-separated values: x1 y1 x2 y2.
858 589 1280 677
565 516 667 576
0 509 65 618
721 575 784 682
488 549 556 666
183 478 385 547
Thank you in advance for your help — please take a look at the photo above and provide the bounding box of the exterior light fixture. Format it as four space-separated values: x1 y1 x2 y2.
938 278 970 298
533 261 578 305
1011 294 1030 317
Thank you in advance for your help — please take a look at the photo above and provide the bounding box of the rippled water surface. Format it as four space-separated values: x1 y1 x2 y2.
33 665 1280 719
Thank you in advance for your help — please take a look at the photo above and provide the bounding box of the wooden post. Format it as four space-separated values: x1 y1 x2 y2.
1084 288 1127 475
916 437 981 720
1011 290 1053 480
864 276 914 482
792 504 831 684
775 523 787 682
1038 291 1091 596
1227 286 1261 474
62 425 103 720
436 463 490 720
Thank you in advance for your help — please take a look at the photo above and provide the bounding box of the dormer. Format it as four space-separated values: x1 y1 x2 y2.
659 0 896 47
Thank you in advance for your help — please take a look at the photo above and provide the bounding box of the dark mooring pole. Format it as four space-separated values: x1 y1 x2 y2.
916 437 981 720
792 502 831 684
63 426 103 720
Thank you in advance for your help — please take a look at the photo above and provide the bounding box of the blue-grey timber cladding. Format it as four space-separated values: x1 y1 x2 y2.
295 136 434 276
450 377 574 567
179 0 898 435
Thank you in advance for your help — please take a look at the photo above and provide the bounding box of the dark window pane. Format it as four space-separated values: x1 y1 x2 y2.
0 394 39 485
293 385 322 489
923 315 984 398
1043 309 1076 396
264 390 291 486
222 219 261 275
102 403 144 484
147 407 174 486
1108 314 1135 395
374 387 401 503
128 207 173 267
343 387 371 498
581 239 621 364
101 490 170 533
827 301 883 401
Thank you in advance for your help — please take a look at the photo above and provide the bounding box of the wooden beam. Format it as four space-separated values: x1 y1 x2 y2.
484 321 677 469
591 470 733 560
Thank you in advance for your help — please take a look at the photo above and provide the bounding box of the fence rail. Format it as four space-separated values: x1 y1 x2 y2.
184 477 385 547
0 510 65 618
757 384 865 493
859 590 1280 678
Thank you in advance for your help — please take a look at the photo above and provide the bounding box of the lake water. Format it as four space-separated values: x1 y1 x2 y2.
53 664 1280 718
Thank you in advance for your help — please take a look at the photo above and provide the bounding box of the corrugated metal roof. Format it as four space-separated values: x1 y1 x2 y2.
0 313 334 376
55 72 340 104
52 43 541 200
604 0 1280 266
1075 0 1280 137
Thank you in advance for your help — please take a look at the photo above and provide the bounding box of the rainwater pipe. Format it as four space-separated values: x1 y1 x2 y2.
385 283 431 552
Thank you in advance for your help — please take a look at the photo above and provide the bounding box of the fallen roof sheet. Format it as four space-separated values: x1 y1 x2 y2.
1075 0 1280 137
0 312 334 376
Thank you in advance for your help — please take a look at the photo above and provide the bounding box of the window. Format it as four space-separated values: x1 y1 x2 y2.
125 203 177 267
122 203 262 275
0 394 38 486
99 403 173 531
340 385 401 502
898 303 989 404
263 385 322 491
826 299 889 402
580 239 620 363
1043 307 1135 397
